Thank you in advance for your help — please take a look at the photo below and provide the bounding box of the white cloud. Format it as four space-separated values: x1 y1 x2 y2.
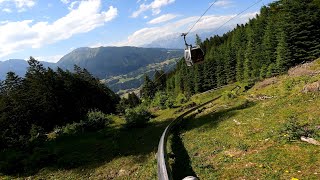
0 0 36 11
214 0 233 7
2 8 12 13
60 0 70 4
35 54 64 63
131 0 175 18
0 0 118 58
115 12 257 47
148 14 178 24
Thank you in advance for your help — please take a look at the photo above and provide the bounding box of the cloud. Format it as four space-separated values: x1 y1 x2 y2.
35 54 64 63
60 0 70 4
214 0 233 7
0 0 36 11
148 14 178 24
131 0 175 18
0 0 118 58
115 12 257 47
2 8 12 13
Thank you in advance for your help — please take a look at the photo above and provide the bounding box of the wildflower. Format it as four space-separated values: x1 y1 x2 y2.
285 170 289 173
291 178 299 180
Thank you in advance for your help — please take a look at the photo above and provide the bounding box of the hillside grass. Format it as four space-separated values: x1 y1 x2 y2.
0 85 234 180
170 59 320 179
1 59 319 179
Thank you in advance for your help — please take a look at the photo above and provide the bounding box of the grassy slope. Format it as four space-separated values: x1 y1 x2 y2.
173 59 320 179
0 85 235 180
1 60 319 180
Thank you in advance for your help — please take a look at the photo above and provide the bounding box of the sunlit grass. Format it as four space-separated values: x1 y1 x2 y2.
174 64 320 179
2 59 319 179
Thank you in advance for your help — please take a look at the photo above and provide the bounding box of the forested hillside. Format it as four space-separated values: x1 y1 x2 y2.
58 46 183 79
0 57 119 150
141 0 320 98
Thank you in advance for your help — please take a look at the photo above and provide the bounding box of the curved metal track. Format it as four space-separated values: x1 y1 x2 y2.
157 86 240 180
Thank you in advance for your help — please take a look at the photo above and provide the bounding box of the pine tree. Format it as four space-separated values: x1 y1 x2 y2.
276 28 290 74
194 64 204 93
244 25 254 81
195 34 202 46
141 74 155 99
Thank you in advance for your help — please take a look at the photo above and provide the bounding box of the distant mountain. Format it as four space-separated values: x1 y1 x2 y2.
103 58 179 94
57 46 183 79
0 59 56 80
1 47 183 93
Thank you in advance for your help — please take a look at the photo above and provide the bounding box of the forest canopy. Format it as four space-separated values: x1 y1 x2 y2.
0 57 119 149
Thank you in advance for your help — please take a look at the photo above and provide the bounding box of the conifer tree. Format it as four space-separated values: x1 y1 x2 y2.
141 74 155 99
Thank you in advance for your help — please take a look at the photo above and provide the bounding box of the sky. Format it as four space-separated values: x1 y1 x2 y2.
0 0 275 62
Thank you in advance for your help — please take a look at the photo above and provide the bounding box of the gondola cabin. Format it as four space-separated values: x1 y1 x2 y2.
184 45 205 66
182 33 205 67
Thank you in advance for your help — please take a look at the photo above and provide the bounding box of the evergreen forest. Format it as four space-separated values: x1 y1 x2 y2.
141 0 320 98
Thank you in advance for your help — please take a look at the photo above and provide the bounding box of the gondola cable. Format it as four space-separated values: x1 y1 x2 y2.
210 0 263 36
182 0 263 66
181 0 219 66
137 0 264 96
185 0 219 36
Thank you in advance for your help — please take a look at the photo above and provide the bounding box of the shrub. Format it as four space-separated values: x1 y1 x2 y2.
29 124 45 142
165 96 174 108
152 92 168 109
85 110 112 131
222 91 237 100
124 105 152 128
62 122 82 135
176 93 188 104
279 116 317 142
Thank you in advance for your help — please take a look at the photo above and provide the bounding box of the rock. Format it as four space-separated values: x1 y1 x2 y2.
233 119 241 125
301 136 320 145
118 169 127 177
302 81 320 93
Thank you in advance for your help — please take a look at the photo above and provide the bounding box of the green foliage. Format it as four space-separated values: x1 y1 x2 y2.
158 0 320 99
176 93 188 104
0 57 119 149
141 74 156 99
62 122 83 135
124 105 152 128
236 142 250 152
283 78 297 91
195 34 202 46
222 91 237 100
279 116 317 142
85 110 112 131
152 91 169 109
29 125 45 142
165 95 175 109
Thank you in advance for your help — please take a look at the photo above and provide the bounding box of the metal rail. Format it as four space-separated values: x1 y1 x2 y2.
157 85 240 180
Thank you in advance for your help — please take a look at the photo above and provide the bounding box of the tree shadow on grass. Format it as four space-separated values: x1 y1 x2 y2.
181 100 256 133
0 118 174 177
168 100 256 179
170 127 198 180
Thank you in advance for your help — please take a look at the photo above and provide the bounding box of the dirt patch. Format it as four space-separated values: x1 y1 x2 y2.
302 81 320 93
248 94 274 101
254 77 278 90
174 102 197 113
224 149 244 157
288 61 320 77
